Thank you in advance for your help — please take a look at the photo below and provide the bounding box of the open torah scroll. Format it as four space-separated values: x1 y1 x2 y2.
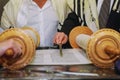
30 49 92 65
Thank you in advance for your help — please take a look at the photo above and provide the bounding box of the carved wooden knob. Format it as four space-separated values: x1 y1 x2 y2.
87 28 120 68
105 45 120 55
5 49 14 56
0 27 40 70
69 27 120 68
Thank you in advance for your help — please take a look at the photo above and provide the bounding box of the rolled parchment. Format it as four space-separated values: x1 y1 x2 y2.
69 26 120 68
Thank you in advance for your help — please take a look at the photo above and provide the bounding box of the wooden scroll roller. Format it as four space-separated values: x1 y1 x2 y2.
69 26 120 68
0 26 40 70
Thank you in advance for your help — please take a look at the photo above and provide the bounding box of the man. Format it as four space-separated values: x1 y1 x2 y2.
83 0 120 32
1 0 74 48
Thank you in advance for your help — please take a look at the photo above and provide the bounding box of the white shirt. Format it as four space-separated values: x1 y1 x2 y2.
97 0 114 15
17 0 59 47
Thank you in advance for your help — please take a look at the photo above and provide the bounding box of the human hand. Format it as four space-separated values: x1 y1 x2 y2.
53 32 68 45
0 39 22 58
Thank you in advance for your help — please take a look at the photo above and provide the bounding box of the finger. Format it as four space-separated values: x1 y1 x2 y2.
53 33 58 43
62 37 68 44
55 36 62 44
13 47 22 58
59 33 68 44
58 36 63 44
53 33 60 44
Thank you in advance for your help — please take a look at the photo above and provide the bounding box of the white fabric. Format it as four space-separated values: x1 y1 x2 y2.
1 0 73 47
17 0 58 47
84 0 99 32
1 0 72 30
84 0 114 32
